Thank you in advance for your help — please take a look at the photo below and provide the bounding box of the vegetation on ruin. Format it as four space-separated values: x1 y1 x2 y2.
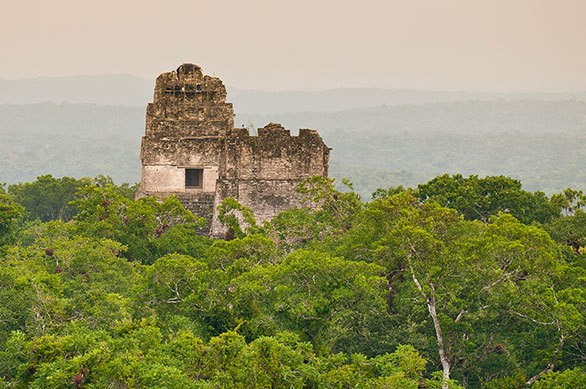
0 174 585 388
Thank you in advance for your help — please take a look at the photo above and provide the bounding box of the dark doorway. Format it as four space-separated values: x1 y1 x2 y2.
185 169 203 188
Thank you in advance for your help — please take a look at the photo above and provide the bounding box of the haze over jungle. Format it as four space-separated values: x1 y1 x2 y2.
1 74 584 197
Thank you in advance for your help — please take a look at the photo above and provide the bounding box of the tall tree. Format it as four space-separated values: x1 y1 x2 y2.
416 174 561 224
8 175 90 222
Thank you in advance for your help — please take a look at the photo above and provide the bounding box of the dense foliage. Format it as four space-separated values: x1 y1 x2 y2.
0 174 584 388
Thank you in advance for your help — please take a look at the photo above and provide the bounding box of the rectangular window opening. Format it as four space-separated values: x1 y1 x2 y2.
185 168 203 189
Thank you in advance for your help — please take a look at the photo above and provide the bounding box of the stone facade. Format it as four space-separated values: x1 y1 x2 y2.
137 64 330 237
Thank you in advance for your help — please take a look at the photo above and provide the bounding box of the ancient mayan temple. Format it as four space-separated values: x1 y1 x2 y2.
136 64 330 237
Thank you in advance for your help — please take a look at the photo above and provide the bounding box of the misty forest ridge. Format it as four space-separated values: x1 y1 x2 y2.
0 75 584 196
1 74 586 110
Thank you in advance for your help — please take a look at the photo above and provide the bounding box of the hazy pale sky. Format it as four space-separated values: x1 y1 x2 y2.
1 0 585 91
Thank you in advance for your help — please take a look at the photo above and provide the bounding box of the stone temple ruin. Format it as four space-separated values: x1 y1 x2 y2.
136 64 330 237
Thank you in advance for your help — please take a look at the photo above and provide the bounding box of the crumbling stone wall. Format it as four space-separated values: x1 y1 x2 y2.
146 63 234 139
137 64 330 237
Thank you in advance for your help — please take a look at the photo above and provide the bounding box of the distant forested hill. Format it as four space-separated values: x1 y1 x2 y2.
239 100 586 195
1 74 585 112
0 75 153 106
0 100 584 196
0 104 143 185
